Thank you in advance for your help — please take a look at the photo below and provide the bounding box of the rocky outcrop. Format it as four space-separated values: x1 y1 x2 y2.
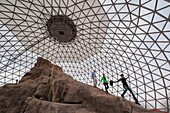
23 97 95 113
0 57 157 113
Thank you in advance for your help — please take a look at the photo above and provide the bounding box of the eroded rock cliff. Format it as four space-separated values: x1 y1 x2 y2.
0 57 156 113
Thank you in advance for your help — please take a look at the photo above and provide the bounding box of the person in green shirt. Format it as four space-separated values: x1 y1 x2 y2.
100 74 109 93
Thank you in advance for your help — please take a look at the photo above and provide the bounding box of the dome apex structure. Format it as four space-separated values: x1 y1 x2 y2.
46 15 77 43
0 0 169 112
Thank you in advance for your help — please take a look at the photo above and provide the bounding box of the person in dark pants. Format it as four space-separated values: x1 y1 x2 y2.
114 74 140 105
100 74 109 93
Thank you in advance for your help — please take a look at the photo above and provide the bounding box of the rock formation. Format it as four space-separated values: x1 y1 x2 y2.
0 57 158 113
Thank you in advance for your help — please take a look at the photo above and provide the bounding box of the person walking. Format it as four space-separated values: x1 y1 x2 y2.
100 74 109 93
91 70 97 87
114 74 140 105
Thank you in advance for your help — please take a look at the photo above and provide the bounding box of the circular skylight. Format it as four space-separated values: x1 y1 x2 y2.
46 15 77 43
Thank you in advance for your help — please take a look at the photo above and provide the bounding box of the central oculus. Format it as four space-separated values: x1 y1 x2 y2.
47 15 77 43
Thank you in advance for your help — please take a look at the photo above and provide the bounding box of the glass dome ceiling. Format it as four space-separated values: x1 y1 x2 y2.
0 0 169 111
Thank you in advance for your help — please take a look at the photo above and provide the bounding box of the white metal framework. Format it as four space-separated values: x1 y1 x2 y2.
0 0 169 112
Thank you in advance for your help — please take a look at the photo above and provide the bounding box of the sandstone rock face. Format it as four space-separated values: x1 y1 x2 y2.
24 97 95 113
0 57 157 113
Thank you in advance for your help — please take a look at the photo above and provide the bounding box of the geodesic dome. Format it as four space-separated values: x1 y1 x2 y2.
0 0 169 112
